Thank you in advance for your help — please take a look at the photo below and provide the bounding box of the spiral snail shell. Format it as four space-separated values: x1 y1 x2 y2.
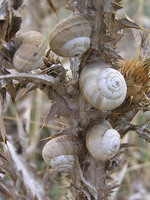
49 15 91 57
79 64 127 110
13 31 47 72
86 121 121 161
42 135 82 172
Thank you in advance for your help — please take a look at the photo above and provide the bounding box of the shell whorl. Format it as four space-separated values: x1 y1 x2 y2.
79 65 127 110
49 15 91 57
86 121 121 161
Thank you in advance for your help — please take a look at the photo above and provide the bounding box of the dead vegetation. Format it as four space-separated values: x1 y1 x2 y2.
0 0 150 200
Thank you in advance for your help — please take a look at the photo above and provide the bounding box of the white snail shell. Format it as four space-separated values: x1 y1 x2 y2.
13 31 47 72
42 135 82 172
86 121 121 161
49 15 91 57
79 64 127 110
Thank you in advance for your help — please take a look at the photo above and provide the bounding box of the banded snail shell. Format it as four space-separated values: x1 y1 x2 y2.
13 31 47 72
79 64 127 110
86 121 121 161
49 15 91 57
42 135 82 172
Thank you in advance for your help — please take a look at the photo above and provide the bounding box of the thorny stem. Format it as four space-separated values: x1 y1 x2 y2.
126 121 150 142
0 73 57 87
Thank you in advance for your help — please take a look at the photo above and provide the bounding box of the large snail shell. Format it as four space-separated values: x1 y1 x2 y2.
13 31 47 72
79 65 127 110
42 135 82 172
86 121 121 161
49 15 91 57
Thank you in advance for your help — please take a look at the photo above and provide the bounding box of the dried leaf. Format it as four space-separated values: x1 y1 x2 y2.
115 18 141 32
0 73 57 86
0 167 6 174
5 14 22 41
47 0 59 21
12 0 23 10
111 2 123 11
0 180 16 199
0 148 8 161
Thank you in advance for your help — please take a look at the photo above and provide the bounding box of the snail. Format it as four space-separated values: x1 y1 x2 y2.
13 31 47 72
49 15 91 57
79 63 127 110
86 121 121 161
42 134 82 172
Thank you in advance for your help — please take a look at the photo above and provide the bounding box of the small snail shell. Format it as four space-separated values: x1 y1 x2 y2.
79 64 127 110
42 135 82 172
86 121 121 161
49 15 91 57
13 31 47 72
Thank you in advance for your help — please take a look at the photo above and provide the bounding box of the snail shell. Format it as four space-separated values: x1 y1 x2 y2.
42 135 82 172
13 31 47 72
79 64 127 110
49 15 91 57
86 121 121 161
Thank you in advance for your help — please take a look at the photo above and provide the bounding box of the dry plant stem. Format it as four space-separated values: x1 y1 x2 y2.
0 73 57 87
77 1 107 199
27 89 43 154
126 121 150 141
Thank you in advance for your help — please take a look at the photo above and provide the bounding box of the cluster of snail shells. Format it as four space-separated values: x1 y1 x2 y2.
86 121 121 161
13 31 47 72
42 135 82 173
42 121 121 171
49 15 91 57
79 63 127 110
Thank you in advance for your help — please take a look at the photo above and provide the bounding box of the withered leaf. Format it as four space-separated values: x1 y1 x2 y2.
0 148 8 161
0 73 57 87
0 167 6 174
115 18 141 32
12 0 23 10
0 0 7 21
6 80 16 103
111 2 123 11
47 0 59 21
0 181 16 199
5 14 22 42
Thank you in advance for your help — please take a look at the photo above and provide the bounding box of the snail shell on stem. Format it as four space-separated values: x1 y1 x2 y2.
79 63 127 110
13 31 47 72
42 135 82 172
86 121 121 161
49 15 91 57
